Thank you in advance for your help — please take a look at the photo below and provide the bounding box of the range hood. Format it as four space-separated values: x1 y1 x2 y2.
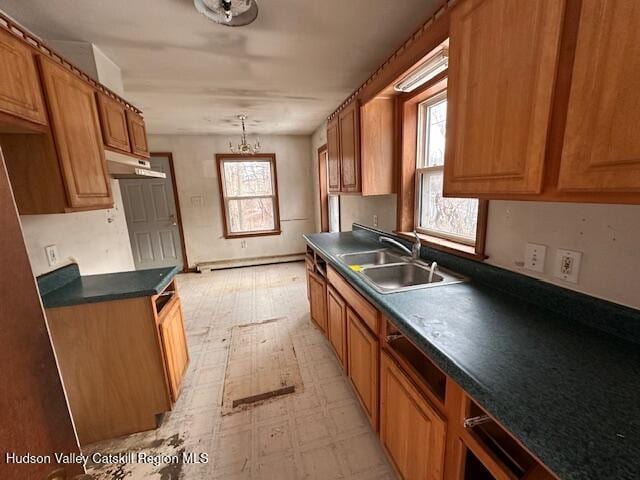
105 150 166 179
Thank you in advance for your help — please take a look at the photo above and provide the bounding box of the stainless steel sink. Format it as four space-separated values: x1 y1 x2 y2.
338 249 407 266
360 262 468 293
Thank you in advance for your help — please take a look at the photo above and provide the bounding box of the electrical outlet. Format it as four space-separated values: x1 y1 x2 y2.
45 245 59 266
524 243 546 273
554 249 582 283
372 215 378 227
240 240 247 249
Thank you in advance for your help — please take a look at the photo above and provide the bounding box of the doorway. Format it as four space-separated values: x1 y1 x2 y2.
120 152 188 271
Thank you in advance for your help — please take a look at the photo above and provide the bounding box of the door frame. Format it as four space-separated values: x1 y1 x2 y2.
150 151 190 272
318 144 329 232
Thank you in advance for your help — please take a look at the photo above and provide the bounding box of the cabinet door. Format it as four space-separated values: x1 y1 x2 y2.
380 351 446 480
159 297 190 402
327 118 341 192
0 28 47 125
309 270 328 334
96 93 131 153
327 286 347 369
339 100 361 192
558 0 640 192
126 109 150 158
444 0 564 196
347 308 378 429
39 57 112 209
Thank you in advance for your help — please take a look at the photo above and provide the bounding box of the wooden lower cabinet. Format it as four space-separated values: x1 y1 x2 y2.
327 285 347 369
347 307 379 429
159 296 189 402
380 351 446 480
309 270 328 333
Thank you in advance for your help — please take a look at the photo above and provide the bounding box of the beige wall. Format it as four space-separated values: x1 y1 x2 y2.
484 201 640 309
20 179 135 276
148 134 315 267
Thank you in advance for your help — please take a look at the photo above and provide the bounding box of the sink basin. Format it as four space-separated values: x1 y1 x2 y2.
338 249 407 266
360 262 468 294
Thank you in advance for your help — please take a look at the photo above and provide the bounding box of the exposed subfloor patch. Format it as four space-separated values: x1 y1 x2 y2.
222 317 303 414
85 262 394 479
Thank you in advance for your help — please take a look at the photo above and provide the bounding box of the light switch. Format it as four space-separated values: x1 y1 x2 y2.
524 243 546 273
45 245 59 266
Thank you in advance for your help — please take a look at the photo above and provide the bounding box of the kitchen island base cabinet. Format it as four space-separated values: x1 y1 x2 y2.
45 280 188 445
380 351 446 480
159 296 189 403
347 307 379 430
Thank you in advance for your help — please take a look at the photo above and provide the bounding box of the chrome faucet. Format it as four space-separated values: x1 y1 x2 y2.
378 231 422 261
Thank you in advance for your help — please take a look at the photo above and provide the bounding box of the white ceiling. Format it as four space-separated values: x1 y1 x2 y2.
0 0 442 135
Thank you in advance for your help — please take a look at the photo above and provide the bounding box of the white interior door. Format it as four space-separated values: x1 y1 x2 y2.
120 154 184 270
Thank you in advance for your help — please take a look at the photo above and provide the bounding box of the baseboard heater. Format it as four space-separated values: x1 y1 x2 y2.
196 253 305 272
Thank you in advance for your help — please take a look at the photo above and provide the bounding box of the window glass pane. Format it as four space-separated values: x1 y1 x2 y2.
426 98 446 167
223 160 273 197
228 198 275 233
419 171 478 241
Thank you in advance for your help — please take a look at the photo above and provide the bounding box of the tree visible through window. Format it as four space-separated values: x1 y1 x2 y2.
415 91 479 245
216 154 281 238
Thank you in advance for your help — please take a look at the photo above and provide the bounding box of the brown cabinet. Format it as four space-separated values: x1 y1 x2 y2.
309 270 328 334
557 0 640 193
38 56 112 210
347 307 379 429
0 27 47 127
327 117 341 192
444 0 565 196
380 351 446 480
326 97 395 195
327 285 347 370
96 92 131 153
126 109 150 158
339 100 361 192
159 295 190 403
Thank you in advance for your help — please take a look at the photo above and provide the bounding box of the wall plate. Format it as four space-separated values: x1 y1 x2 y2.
554 249 582 284
524 243 546 273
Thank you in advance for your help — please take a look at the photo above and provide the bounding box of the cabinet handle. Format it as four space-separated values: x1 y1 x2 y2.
463 414 491 429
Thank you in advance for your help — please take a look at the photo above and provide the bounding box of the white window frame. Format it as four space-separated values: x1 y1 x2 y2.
414 90 477 246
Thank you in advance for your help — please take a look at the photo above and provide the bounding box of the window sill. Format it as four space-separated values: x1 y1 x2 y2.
224 229 282 239
396 231 487 261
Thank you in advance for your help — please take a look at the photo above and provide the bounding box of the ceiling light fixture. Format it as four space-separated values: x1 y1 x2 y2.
229 115 261 155
193 0 259 27
394 45 449 93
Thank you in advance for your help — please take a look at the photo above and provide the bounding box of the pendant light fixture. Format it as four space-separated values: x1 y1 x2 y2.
229 115 261 155
193 0 259 27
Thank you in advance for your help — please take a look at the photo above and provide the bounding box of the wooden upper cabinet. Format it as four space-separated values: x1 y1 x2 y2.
38 56 112 209
0 28 47 126
96 93 131 153
444 0 565 196
339 100 361 192
558 0 640 193
380 351 446 480
126 110 150 158
327 117 341 192
347 307 379 429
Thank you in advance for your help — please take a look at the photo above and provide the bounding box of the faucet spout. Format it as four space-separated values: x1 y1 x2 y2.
378 236 412 256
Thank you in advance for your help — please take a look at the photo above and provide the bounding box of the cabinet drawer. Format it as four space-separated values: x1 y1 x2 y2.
328 265 379 334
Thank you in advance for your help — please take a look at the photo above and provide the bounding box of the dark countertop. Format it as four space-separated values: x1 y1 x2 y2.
38 263 180 308
304 230 640 480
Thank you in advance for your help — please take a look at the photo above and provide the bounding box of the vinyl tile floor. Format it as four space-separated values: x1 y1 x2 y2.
85 262 395 479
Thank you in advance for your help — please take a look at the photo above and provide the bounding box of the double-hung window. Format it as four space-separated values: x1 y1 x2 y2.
216 154 281 238
415 91 479 245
